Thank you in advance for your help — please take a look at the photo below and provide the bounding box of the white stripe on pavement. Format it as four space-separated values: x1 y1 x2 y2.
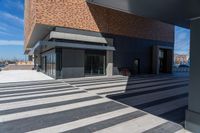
144 97 188 115
0 89 81 101
28 107 137 133
0 93 97 111
0 83 69 92
119 87 188 106
0 87 74 97
79 78 186 90
1 98 111 122
89 82 187 95
94 114 168 133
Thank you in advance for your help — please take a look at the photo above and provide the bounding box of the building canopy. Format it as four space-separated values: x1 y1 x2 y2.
87 0 200 28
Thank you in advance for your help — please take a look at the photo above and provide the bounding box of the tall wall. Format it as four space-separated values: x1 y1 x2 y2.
24 0 37 49
25 0 174 50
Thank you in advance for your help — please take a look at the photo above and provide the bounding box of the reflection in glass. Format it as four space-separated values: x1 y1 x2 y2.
85 54 106 76
42 53 56 78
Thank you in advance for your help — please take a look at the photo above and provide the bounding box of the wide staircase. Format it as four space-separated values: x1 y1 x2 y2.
65 74 189 125
0 74 190 133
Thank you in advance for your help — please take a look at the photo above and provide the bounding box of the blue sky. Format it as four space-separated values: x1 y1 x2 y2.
175 26 190 55
0 0 190 60
0 0 24 60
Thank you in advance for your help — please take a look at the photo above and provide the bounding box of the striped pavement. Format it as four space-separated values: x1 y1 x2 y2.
65 74 189 125
0 75 189 133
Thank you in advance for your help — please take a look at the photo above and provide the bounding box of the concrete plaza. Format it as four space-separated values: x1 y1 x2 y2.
0 70 53 83
0 73 190 133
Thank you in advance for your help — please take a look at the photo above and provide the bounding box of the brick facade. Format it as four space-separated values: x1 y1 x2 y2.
24 0 174 50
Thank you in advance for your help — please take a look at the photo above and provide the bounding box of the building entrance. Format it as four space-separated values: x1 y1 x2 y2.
41 52 56 78
84 51 106 76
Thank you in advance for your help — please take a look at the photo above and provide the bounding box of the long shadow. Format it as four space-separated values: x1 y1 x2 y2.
107 74 189 126
80 75 187 88
86 3 189 126
88 78 188 97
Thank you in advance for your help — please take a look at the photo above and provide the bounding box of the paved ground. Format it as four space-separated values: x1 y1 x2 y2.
66 74 189 125
0 70 53 83
0 74 190 133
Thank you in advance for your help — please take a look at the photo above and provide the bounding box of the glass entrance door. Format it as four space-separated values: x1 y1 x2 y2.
42 53 56 78
85 53 106 76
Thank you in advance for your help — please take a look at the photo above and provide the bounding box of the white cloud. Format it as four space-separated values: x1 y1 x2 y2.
0 21 23 33
0 12 24 25
0 26 7 31
0 40 24 46
0 31 11 36
16 1 24 10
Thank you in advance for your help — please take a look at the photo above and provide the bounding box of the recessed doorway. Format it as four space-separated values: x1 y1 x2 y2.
159 48 173 73
84 51 106 76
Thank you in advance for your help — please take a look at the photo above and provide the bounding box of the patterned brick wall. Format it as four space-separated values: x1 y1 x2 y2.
24 0 37 50
24 0 174 49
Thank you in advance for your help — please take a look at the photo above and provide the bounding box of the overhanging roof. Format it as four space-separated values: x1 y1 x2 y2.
29 41 115 55
25 24 114 54
87 0 200 28
50 31 113 45
25 24 54 54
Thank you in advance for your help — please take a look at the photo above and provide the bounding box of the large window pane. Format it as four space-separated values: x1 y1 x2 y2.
85 52 106 76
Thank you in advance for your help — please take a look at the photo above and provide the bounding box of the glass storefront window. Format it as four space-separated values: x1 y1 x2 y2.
42 52 56 78
85 53 106 76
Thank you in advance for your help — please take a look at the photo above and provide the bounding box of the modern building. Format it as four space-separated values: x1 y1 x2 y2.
70 1 200 132
24 0 174 79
